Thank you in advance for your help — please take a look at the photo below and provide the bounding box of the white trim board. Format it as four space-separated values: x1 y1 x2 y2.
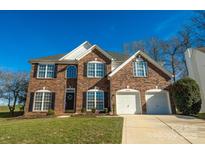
59 41 92 60
108 50 172 78
59 41 113 61
76 45 113 60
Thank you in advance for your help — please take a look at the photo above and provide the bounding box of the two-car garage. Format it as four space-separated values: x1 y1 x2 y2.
116 89 172 115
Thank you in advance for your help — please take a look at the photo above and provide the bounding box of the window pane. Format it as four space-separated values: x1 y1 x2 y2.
34 92 43 111
87 92 95 110
43 92 52 111
87 63 95 77
96 63 104 77
38 64 46 78
96 92 104 110
34 102 42 111
46 65 55 78
134 61 147 77
37 64 55 78
67 66 77 78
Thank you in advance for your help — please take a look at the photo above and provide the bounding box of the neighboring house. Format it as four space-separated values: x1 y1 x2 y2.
185 48 205 113
25 41 173 116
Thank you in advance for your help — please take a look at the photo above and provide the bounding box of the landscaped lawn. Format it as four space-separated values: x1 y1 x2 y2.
0 117 123 144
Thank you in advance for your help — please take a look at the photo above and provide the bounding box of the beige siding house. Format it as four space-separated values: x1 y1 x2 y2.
185 48 205 113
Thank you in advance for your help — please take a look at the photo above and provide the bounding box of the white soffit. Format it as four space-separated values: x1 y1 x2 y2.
76 45 113 60
59 41 113 61
59 41 92 60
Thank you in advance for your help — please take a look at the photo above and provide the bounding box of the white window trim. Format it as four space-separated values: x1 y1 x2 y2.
66 65 77 79
37 64 55 79
86 89 104 111
133 60 148 77
33 90 52 112
87 61 105 78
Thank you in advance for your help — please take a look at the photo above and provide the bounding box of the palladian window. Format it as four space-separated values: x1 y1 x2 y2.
33 90 53 111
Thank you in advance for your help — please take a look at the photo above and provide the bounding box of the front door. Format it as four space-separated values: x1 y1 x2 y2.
65 92 75 112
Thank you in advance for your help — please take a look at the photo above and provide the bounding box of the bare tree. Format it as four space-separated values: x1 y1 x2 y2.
191 11 205 46
161 37 184 82
146 37 165 63
123 40 145 56
123 37 165 64
177 26 193 76
0 71 29 116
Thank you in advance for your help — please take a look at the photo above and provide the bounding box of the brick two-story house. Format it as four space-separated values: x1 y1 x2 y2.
25 41 174 116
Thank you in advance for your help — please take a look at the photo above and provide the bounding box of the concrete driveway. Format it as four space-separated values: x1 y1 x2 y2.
122 115 205 144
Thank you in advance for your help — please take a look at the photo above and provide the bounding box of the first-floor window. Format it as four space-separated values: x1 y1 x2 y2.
86 90 104 111
33 91 52 111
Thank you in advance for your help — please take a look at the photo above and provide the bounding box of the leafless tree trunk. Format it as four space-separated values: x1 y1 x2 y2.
0 71 29 116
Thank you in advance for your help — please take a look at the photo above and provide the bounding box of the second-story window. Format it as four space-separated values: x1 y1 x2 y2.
87 61 105 78
37 64 55 78
133 58 148 77
67 65 77 78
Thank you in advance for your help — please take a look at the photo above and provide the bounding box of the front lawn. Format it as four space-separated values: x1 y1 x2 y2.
0 117 123 144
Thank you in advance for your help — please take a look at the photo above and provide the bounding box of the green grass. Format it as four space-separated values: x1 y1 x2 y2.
0 106 9 112
0 117 123 144
0 105 20 112
0 106 22 118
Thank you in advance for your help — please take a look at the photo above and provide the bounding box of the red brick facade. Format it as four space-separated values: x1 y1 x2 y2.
110 55 172 114
25 49 172 116
25 49 111 116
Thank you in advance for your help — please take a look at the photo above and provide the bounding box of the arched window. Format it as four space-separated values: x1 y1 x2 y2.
86 89 104 111
87 61 105 78
67 65 77 78
33 90 53 111
133 58 148 77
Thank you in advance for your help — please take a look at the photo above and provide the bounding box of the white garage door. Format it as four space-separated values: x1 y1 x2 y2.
116 91 142 115
145 90 171 114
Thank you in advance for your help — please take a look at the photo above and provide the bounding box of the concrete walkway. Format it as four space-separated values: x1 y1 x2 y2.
122 115 205 144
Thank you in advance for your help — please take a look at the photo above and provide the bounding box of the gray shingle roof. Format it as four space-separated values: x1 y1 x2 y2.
30 51 128 63
107 51 129 61
30 54 65 62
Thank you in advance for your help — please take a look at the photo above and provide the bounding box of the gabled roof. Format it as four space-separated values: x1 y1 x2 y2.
59 41 92 60
29 51 128 63
108 50 172 78
59 41 113 61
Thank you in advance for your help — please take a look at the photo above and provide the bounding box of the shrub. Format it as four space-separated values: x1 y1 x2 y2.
104 108 109 113
81 108 86 113
47 109 55 116
19 105 24 111
91 108 96 114
172 77 202 115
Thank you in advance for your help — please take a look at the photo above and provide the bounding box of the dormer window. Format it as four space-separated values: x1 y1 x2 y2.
37 64 55 78
87 61 105 78
133 58 148 77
